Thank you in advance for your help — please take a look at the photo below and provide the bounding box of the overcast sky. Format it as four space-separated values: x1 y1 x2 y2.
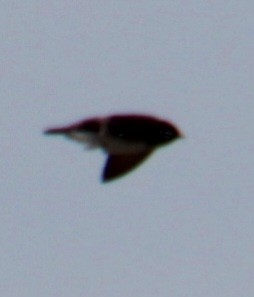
1 1 254 296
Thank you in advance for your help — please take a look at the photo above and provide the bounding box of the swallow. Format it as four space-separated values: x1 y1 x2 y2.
44 114 183 182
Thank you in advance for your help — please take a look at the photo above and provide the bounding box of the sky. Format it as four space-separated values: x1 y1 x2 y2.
1 1 254 296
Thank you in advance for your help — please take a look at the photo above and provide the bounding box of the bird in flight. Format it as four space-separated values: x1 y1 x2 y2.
44 114 183 182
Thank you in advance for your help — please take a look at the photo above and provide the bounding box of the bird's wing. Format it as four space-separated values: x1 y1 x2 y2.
102 150 154 182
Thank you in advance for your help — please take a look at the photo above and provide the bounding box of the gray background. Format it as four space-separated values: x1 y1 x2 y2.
1 1 254 296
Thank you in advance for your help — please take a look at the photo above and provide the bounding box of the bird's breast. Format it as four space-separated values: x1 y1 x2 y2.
100 135 149 154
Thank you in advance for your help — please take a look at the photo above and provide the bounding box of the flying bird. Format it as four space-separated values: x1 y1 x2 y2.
44 114 183 182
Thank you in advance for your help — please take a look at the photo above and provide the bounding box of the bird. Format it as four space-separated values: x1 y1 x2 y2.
44 114 183 182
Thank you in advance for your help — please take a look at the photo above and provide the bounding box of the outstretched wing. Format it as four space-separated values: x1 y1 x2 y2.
102 150 153 182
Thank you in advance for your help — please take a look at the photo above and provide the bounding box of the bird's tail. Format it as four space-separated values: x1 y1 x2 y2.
44 126 71 135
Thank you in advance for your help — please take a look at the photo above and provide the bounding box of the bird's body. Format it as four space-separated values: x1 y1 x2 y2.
45 114 183 182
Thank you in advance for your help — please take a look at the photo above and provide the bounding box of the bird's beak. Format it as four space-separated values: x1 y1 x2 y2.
179 131 185 139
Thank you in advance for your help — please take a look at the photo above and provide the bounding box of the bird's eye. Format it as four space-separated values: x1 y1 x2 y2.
161 130 170 136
